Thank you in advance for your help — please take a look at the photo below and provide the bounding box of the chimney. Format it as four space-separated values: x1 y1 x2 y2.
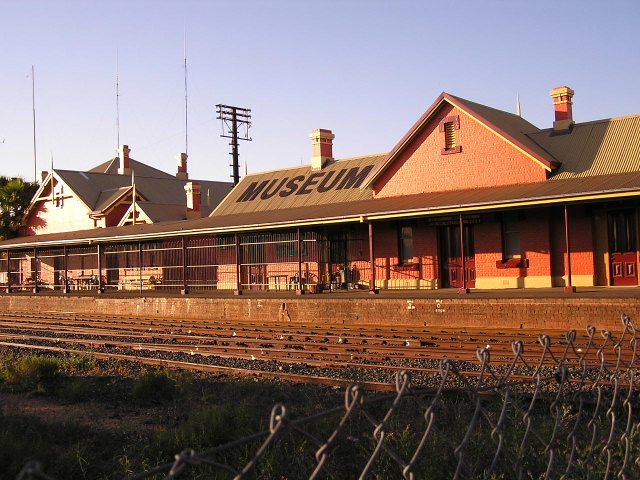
118 145 131 175
176 153 188 179
550 86 574 131
310 129 335 170
184 181 202 219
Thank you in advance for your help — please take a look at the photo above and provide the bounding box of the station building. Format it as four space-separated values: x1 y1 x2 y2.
2 86 640 294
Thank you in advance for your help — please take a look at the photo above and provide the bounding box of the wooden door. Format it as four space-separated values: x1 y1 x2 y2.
439 224 476 288
608 210 638 286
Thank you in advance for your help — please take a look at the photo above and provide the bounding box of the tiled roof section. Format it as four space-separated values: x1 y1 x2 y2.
527 115 640 179
5 171 640 249
93 186 133 212
211 154 386 216
89 158 176 179
55 170 233 216
136 202 188 222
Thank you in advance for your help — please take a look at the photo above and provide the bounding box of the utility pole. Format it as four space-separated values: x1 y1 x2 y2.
216 105 251 185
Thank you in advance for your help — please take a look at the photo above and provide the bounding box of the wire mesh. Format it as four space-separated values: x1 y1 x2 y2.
13 315 640 480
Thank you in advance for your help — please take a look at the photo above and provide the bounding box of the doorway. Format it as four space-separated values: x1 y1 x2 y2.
439 224 476 288
608 210 638 286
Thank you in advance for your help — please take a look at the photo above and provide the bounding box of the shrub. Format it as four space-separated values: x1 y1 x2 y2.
1 355 60 390
132 368 176 405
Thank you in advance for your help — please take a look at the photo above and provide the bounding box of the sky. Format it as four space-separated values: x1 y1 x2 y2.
2 0 640 184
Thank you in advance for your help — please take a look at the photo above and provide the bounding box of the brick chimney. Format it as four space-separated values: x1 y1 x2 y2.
310 129 335 170
550 86 574 131
176 153 188 179
118 145 131 175
184 181 201 219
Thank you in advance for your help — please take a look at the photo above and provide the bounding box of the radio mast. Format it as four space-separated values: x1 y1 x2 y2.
31 65 37 183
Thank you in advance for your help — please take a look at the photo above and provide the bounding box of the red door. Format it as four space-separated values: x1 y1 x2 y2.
609 211 638 286
440 225 476 289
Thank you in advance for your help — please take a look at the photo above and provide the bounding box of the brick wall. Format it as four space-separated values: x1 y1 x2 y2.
0 294 636 332
24 195 95 235
551 205 595 280
373 104 549 198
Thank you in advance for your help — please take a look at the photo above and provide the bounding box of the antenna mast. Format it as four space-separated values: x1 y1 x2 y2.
216 105 251 185
183 27 188 155
31 65 37 183
116 47 120 151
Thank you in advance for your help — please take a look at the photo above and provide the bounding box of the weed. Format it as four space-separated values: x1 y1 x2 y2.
61 377 92 402
60 354 97 374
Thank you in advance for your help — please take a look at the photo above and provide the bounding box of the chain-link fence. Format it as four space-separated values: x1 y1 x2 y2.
16 315 640 480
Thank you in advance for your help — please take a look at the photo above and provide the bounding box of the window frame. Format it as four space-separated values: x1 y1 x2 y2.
439 115 462 155
398 223 415 265
501 211 521 260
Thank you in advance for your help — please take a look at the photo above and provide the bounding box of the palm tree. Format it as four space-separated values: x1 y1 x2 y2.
0 176 38 240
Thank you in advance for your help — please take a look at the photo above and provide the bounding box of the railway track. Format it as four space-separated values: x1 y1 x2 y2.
0 311 636 391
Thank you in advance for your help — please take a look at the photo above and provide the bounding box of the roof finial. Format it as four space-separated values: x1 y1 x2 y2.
516 95 522 117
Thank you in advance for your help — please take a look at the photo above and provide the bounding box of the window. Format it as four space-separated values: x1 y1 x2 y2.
444 122 457 149
439 115 462 154
399 225 414 264
502 211 521 259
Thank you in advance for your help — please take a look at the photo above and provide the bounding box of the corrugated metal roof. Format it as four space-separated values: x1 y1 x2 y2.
529 115 640 179
211 154 385 216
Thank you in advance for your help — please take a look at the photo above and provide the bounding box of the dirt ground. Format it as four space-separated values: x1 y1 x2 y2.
0 392 166 433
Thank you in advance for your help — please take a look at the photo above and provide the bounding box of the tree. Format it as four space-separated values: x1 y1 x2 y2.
0 176 39 240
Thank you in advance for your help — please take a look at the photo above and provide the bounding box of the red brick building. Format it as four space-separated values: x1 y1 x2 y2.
2 87 640 293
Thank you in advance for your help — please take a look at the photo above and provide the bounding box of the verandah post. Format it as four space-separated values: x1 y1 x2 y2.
63 245 69 293
458 214 470 294
369 222 379 294
96 243 104 293
6 250 12 293
564 204 576 293
296 227 304 294
33 247 39 293
181 236 189 295
234 233 242 295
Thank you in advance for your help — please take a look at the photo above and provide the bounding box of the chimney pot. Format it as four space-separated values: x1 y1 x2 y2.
550 86 574 131
184 181 202 219
176 153 188 179
310 129 335 170
118 145 131 175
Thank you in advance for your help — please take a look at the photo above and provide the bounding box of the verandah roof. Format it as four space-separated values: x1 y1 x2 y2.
2 170 640 250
